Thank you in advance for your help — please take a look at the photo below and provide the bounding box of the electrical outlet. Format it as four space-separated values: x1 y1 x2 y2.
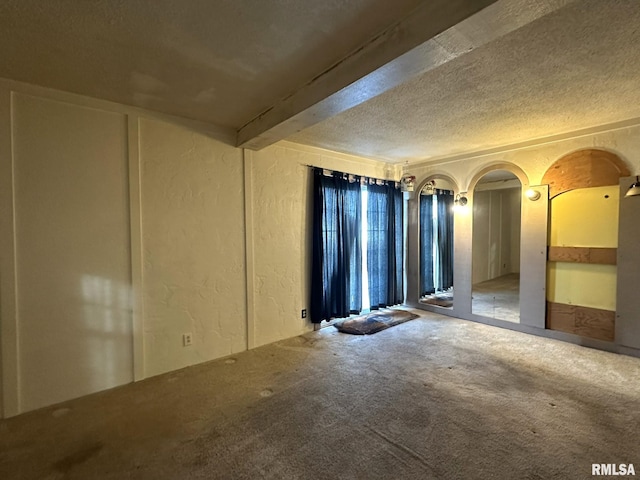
183 333 193 347
301 309 307 319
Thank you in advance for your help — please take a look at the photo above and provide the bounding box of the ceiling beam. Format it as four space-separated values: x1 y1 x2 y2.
237 0 577 151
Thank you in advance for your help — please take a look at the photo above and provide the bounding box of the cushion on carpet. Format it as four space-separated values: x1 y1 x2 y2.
333 310 419 335
419 294 453 308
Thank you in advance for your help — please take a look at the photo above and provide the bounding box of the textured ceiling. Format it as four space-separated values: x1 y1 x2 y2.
288 0 640 163
3 1 640 164
0 0 424 128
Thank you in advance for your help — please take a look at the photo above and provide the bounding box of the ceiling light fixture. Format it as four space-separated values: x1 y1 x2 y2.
625 176 640 197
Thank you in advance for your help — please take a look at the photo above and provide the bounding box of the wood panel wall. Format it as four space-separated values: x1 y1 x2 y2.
548 246 617 265
546 302 615 342
542 149 630 198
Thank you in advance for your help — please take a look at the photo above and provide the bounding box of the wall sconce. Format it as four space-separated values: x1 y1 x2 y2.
400 173 416 192
420 179 435 195
454 192 468 211
625 176 640 197
525 188 541 201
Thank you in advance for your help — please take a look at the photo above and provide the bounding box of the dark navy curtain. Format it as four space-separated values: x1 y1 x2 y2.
421 189 454 296
310 169 362 323
367 182 403 309
419 193 435 296
435 190 454 291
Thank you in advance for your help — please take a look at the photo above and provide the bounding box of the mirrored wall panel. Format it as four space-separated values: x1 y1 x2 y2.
418 179 455 309
471 170 521 322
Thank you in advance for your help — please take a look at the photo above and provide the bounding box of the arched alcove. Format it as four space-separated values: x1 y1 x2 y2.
543 149 630 341
468 162 530 193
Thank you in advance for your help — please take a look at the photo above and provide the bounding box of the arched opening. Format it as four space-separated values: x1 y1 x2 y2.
417 176 456 308
543 148 630 341
471 170 522 322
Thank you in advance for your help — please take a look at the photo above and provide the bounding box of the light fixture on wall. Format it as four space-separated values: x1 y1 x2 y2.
421 179 435 195
454 192 468 211
400 161 416 192
525 188 541 201
625 176 640 197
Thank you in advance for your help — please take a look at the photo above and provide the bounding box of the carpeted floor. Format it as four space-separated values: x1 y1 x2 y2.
1 309 639 479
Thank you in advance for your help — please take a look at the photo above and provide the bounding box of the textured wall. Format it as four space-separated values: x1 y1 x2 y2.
140 118 246 378
11 93 133 412
249 142 392 347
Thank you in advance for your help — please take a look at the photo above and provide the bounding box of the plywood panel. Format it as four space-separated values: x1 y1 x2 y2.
542 149 630 198
545 302 575 331
548 247 617 265
546 302 614 342
588 248 618 265
548 247 589 263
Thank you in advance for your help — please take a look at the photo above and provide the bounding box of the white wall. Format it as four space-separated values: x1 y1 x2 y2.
248 142 393 347
139 117 247 378
10 93 133 413
0 80 389 417
0 82 251 416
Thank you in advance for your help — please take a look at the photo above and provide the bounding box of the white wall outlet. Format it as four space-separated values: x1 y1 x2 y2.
183 333 193 347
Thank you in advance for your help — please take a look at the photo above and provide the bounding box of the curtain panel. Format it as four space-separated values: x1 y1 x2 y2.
367 182 403 309
436 190 454 291
419 193 435 296
310 169 362 323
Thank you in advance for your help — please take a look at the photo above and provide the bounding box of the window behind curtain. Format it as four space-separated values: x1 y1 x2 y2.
311 170 404 323
310 169 362 323
367 182 403 309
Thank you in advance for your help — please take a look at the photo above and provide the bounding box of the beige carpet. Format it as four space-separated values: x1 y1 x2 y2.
1 310 639 479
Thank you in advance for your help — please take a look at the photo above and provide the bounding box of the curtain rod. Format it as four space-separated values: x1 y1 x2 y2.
304 164 398 185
